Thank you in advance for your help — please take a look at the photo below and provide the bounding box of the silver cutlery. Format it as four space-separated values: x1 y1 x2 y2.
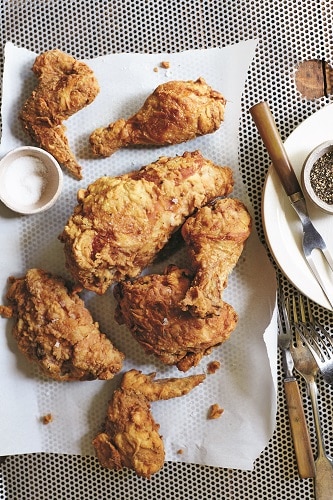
286 293 333 500
250 102 333 309
278 291 315 478
297 314 333 387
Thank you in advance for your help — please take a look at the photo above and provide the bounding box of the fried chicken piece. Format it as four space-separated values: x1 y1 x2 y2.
20 50 100 179
1 269 124 381
208 403 224 419
180 198 252 317
59 151 234 294
114 266 237 371
92 369 205 478
89 77 226 157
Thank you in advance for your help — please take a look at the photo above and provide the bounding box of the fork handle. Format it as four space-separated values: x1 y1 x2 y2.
284 379 316 478
250 102 302 198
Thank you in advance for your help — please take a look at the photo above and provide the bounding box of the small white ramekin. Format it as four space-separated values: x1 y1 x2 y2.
0 146 63 215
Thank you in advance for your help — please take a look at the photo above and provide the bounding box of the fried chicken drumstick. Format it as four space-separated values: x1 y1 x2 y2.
114 266 238 371
59 151 234 294
92 369 205 478
180 198 252 318
20 50 100 179
0 269 124 381
89 78 226 157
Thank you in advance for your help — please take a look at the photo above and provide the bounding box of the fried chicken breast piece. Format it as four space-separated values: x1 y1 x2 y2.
1 269 124 381
19 50 100 179
114 266 238 371
180 198 252 318
92 369 205 478
59 151 234 294
89 78 226 157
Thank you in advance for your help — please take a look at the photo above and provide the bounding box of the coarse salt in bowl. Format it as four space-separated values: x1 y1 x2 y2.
0 146 63 215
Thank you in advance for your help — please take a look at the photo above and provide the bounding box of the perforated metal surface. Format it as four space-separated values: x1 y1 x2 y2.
1 1 333 499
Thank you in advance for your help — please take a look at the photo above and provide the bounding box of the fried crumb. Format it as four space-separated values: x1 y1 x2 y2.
41 413 53 425
161 61 170 69
208 403 224 420
0 305 13 318
207 360 221 374
177 449 184 455
153 67 159 72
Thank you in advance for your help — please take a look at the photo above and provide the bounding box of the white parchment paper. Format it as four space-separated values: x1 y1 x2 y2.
0 40 277 470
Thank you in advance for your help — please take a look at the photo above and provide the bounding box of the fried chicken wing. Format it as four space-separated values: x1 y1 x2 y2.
1 269 123 381
20 50 100 179
89 78 226 157
114 266 238 371
59 151 234 294
180 198 252 317
92 369 205 478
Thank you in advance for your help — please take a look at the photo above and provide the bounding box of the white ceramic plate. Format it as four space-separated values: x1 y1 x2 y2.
262 104 333 310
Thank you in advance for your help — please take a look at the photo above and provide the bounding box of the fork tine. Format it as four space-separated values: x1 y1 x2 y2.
290 296 302 345
305 253 333 309
277 306 283 333
309 323 333 361
322 246 333 272
291 295 299 324
298 294 306 323
298 326 324 366
316 322 333 354
300 295 333 360
278 285 290 332
305 296 314 324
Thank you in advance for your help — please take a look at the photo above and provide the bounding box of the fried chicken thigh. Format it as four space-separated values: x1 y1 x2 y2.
0 269 123 381
59 151 234 294
180 198 252 317
114 266 238 371
20 50 100 179
92 369 205 478
89 78 226 157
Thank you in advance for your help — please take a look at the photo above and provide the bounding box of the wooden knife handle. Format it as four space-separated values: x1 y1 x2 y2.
284 378 316 478
250 101 302 197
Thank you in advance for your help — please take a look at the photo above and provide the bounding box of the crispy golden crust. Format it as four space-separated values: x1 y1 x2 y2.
20 50 100 179
59 151 234 294
114 266 238 371
93 369 205 478
0 305 13 318
180 198 252 317
90 77 226 157
4 269 124 381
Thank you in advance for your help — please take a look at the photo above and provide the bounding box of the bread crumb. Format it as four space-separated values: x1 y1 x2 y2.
161 61 170 69
41 413 53 425
177 449 184 455
208 404 224 420
207 360 221 374
153 67 159 72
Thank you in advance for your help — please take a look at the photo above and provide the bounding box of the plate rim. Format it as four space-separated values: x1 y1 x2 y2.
262 103 333 311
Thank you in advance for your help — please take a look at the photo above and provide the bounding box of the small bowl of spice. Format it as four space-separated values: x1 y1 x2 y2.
0 146 63 215
302 140 333 214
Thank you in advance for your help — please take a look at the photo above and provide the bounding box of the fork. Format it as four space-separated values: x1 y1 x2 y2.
297 315 333 387
287 294 333 500
278 300 315 478
250 102 333 309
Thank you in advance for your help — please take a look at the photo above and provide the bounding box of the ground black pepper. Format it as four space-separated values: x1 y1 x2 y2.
310 150 333 204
